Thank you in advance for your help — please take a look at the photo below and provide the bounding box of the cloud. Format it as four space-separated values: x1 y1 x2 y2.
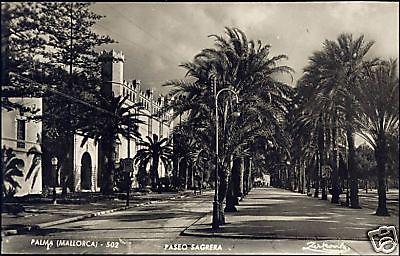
91 2 399 95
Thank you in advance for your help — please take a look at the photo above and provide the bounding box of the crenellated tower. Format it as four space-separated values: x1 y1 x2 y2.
100 49 125 97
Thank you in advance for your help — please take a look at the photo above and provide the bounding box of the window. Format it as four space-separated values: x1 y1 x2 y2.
148 117 152 137
17 119 26 148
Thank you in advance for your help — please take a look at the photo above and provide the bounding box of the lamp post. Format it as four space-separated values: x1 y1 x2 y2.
51 156 58 205
212 77 240 230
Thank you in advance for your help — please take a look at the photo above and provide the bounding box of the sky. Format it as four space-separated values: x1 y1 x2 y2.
91 2 399 97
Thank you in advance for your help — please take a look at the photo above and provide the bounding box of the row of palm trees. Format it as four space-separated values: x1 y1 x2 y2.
160 27 398 228
278 34 398 216
163 27 295 225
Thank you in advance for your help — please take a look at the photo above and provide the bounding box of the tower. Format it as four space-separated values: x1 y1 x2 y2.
100 49 125 97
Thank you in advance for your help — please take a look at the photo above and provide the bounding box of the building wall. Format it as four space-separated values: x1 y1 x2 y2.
1 98 43 196
73 134 99 192
100 49 174 181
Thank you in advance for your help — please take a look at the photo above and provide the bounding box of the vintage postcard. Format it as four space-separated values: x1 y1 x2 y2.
1 1 399 255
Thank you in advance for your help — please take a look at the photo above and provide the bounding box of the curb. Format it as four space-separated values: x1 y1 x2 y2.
1 193 191 237
1 205 135 237
182 229 370 241
180 213 370 241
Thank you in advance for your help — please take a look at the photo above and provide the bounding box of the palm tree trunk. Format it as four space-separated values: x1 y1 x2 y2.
347 128 360 208
319 116 327 200
61 138 72 197
225 174 237 212
375 135 390 216
101 137 116 195
331 112 340 204
314 153 320 198
233 156 243 204
248 159 253 192
226 157 240 212
238 156 244 200
306 167 311 195
297 161 303 193
243 157 249 196
344 96 360 208
152 154 160 191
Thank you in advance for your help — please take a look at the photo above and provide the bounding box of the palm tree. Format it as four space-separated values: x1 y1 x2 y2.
25 146 42 190
299 33 377 208
2 147 24 198
164 27 293 225
171 120 206 189
134 134 173 191
289 90 325 198
79 95 144 195
354 59 399 216
187 147 209 190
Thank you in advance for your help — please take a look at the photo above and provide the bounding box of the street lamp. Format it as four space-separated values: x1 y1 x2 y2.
51 156 58 205
212 77 240 229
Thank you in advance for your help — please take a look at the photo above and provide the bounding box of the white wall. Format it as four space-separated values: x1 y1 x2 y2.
73 134 99 192
1 98 43 196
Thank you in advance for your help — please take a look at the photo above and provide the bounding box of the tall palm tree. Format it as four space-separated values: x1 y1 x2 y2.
164 27 293 225
79 95 144 195
299 33 377 208
354 59 399 216
290 85 326 198
134 134 173 190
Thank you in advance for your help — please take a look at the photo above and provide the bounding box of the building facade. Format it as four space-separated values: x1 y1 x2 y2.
1 49 173 196
1 98 43 196
99 49 174 188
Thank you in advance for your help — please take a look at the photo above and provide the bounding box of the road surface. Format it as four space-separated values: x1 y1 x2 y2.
2 189 398 255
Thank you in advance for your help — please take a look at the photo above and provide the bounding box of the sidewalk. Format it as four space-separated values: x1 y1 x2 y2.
182 187 399 240
1 190 197 237
358 190 399 216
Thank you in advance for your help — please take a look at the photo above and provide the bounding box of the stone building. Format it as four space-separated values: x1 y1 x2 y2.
1 49 173 196
97 49 174 190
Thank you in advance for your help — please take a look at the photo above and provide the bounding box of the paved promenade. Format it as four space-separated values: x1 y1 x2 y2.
2 187 398 254
2 190 195 236
183 187 399 241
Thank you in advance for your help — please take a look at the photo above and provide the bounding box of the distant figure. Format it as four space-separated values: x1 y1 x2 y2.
193 175 202 195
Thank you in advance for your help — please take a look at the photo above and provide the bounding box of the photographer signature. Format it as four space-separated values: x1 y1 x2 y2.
302 241 350 253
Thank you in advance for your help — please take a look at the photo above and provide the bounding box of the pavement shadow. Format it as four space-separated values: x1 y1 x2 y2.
186 188 399 240
218 219 371 240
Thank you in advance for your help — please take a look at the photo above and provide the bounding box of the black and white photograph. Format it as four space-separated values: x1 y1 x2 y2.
1 1 399 255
